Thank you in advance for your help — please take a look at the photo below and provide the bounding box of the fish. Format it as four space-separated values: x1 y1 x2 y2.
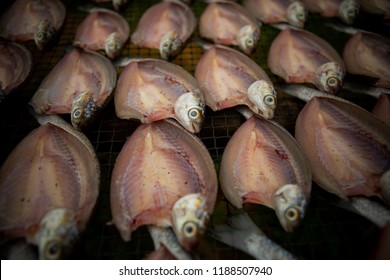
110 119 218 259
0 0 66 50
199 0 261 55
0 113 100 259
131 0 196 60
300 0 360 25
29 48 117 130
73 8 130 59
219 115 312 232
360 0 390 19
194 45 277 119
243 0 308 28
279 84 390 226
90 0 128 11
268 28 345 94
114 58 205 133
343 31 390 88
0 40 33 102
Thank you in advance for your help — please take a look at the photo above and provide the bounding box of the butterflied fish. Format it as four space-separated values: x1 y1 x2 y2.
268 28 345 94
114 58 205 133
74 8 130 59
0 113 100 259
110 119 218 259
279 84 390 226
243 0 308 28
343 31 390 88
300 0 360 24
29 48 117 130
0 41 33 102
194 45 276 119
131 0 196 60
360 0 390 19
0 0 66 50
199 0 260 55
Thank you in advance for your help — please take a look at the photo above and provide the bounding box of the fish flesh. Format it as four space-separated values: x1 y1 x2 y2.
110 119 218 258
0 41 33 101
114 58 205 133
91 0 128 11
29 48 117 130
194 45 277 119
268 28 345 94
131 0 196 60
199 0 260 55
0 0 66 50
300 0 360 24
343 31 390 88
360 0 390 18
243 0 308 28
74 8 130 59
219 115 312 232
0 113 100 259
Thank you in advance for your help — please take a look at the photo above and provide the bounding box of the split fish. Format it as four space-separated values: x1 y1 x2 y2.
74 8 130 59
243 0 308 28
0 113 100 259
0 0 66 50
131 0 196 60
300 0 360 25
194 45 276 119
199 0 261 55
268 28 345 94
29 48 117 130
110 119 218 259
114 58 205 133
0 41 33 102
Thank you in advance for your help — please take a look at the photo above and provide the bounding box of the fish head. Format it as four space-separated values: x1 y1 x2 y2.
273 184 308 232
315 62 345 95
247 80 277 119
37 209 78 260
34 19 56 50
286 2 308 28
105 32 124 59
172 193 209 251
174 92 205 133
113 0 128 11
237 25 260 55
339 0 360 25
159 31 183 60
71 90 97 130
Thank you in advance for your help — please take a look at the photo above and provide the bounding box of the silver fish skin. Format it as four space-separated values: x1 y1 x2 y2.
0 114 100 259
199 0 261 55
131 0 196 60
195 45 277 119
0 0 66 50
74 8 130 59
114 58 205 133
110 119 218 257
0 41 33 101
268 28 345 94
29 48 117 130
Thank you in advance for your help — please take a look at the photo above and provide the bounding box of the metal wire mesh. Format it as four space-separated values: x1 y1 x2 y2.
0 0 385 260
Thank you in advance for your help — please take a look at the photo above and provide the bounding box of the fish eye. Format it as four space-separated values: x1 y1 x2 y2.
263 95 276 106
285 207 299 222
36 32 44 40
182 221 197 238
162 42 170 49
44 240 62 260
188 108 202 120
246 38 254 46
72 108 83 119
326 77 339 88
297 13 305 20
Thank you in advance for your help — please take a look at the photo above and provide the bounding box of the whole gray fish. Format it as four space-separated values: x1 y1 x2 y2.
29 48 117 130
110 119 218 259
0 41 33 102
0 0 66 50
0 113 100 259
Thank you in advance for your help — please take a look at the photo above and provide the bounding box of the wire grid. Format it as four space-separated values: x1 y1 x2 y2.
0 0 384 260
